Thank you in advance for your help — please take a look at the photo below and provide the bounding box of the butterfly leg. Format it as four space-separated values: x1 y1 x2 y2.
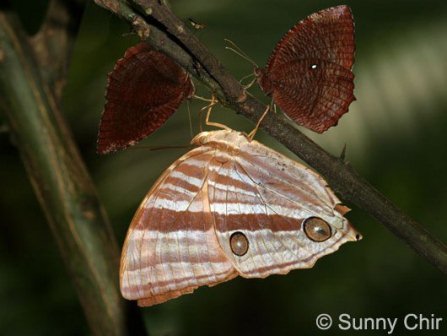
239 74 257 90
224 38 258 68
203 95 231 131
247 105 270 140
186 100 195 139
193 95 214 102
194 95 215 132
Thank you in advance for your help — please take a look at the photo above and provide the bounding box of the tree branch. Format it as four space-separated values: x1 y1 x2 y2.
0 3 146 335
30 0 85 99
93 0 447 275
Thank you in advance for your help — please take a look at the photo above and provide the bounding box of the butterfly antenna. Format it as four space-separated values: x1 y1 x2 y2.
224 39 258 68
193 95 214 102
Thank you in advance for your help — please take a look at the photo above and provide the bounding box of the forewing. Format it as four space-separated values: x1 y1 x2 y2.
209 139 359 278
97 43 194 154
120 147 236 307
267 6 354 73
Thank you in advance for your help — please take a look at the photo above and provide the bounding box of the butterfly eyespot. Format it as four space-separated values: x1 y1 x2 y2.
230 232 249 256
310 64 318 70
303 217 332 242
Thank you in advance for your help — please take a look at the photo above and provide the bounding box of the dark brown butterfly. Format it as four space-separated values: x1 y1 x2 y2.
254 5 355 133
97 43 194 154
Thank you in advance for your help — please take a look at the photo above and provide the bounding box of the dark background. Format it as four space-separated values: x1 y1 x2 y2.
1 0 447 335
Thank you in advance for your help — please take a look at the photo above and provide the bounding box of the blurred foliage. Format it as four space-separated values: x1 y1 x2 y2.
1 0 447 335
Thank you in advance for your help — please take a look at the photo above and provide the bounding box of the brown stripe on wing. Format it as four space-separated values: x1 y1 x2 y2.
125 208 307 234
120 150 236 306
208 143 357 278
209 159 289 275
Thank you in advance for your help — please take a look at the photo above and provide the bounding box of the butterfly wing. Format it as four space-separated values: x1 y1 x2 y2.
120 146 237 307
121 130 360 306
207 133 360 277
97 43 194 154
259 6 355 133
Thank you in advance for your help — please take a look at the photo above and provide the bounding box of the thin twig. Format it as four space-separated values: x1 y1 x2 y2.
93 0 447 275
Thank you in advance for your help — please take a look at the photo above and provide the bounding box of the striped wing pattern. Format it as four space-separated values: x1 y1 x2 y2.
120 146 237 306
210 136 356 277
120 130 360 306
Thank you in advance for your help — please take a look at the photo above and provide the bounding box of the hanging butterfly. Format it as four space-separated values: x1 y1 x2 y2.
120 129 361 307
97 43 194 154
254 5 355 133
